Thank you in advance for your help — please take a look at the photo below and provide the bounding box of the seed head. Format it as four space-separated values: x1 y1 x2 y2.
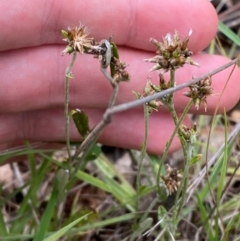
180 123 199 144
62 25 93 54
145 30 199 72
111 57 130 82
161 164 182 195
183 75 213 112
132 78 162 113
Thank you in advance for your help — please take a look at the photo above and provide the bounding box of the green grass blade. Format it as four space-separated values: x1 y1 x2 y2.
95 154 136 195
218 22 240 46
33 177 59 241
43 212 92 241
68 213 135 234
75 170 111 192
94 155 136 211
198 152 224 201
196 194 215 241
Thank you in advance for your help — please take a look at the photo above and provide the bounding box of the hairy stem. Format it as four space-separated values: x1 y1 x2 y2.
157 100 193 195
175 140 194 218
65 51 77 162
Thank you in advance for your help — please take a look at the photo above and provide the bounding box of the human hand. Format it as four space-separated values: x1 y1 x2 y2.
1 0 240 154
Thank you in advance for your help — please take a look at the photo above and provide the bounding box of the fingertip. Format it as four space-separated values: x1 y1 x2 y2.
125 0 218 52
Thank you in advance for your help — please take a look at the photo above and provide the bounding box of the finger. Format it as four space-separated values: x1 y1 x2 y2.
0 108 191 154
0 0 217 52
0 46 239 113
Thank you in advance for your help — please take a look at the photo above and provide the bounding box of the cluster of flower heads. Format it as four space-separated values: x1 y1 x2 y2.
145 30 199 72
62 25 129 82
183 75 214 112
132 78 163 113
132 73 179 113
134 30 214 113
161 164 183 195
180 123 199 144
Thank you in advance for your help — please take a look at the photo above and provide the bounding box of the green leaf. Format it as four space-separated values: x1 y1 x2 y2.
70 109 90 139
56 169 70 203
218 22 240 46
75 170 111 193
110 41 119 78
85 144 101 161
33 178 59 241
43 212 92 241
63 209 97 228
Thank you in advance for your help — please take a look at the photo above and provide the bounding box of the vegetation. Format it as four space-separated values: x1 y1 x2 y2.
0 3 240 241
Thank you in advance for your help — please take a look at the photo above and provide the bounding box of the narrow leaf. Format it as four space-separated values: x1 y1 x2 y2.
43 212 92 241
33 178 59 241
56 169 69 203
218 22 240 46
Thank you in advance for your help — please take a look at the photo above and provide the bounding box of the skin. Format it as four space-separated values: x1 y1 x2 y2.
0 0 240 154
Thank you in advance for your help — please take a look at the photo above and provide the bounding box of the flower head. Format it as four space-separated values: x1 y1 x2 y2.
183 75 214 112
145 30 199 72
62 25 93 54
111 57 130 82
161 164 182 195
132 78 162 113
180 123 199 144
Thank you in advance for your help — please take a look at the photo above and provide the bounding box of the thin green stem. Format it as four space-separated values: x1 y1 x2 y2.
165 69 187 162
175 141 194 218
169 69 175 97
134 104 149 226
167 101 187 160
157 69 192 222
157 100 193 195
65 51 77 162
136 105 149 192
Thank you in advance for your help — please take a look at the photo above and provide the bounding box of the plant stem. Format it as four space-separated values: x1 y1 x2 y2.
157 100 193 195
165 69 187 162
136 104 149 199
175 140 194 218
65 51 77 162
100 67 119 108
133 104 149 231
72 114 110 161
166 101 187 160
71 68 119 174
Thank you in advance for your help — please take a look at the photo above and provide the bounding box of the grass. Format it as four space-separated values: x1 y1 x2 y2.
1 115 240 240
